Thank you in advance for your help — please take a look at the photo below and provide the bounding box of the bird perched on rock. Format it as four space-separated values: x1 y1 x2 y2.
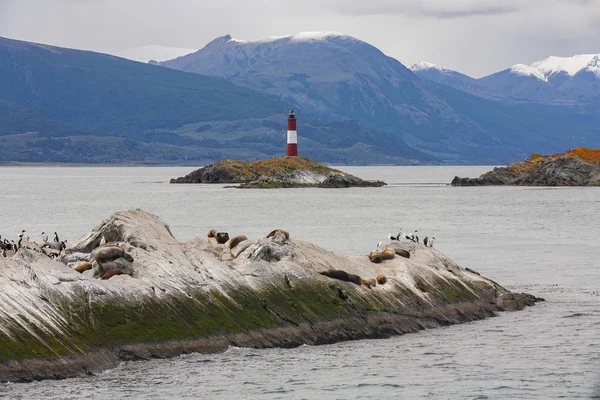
41 232 48 243
53 232 59 242
429 237 436 248
423 237 429 247
100 236 106 246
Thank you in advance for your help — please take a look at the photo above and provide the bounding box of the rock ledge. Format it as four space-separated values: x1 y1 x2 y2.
452 147 600 186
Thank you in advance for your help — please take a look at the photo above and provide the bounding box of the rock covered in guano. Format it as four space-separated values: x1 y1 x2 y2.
0 210 541 382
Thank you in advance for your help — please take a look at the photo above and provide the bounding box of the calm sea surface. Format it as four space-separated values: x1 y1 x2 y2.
0 166 598 399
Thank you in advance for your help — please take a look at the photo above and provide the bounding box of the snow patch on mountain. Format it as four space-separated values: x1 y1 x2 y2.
409 61 451 73
532 54 599 78
114 45 196 63
228 32 350 44
509 64 547 81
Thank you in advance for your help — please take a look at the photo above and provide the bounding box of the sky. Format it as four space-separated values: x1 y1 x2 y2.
0 0 598 77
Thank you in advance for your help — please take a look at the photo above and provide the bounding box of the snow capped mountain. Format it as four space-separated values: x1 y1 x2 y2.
479 53 600 103
158 32 600 163
113 45 196 63
532 54 599 79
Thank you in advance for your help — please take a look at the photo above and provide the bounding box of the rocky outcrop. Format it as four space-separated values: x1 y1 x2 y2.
170 156 386 188
0 210 541 382
452 148 600 186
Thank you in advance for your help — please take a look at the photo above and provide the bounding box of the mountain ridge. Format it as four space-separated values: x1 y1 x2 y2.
161 33 600 163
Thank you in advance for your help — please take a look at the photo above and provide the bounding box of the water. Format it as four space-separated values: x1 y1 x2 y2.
0 166 598 399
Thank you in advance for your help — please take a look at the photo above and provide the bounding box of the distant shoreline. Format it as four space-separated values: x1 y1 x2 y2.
0 162 498 168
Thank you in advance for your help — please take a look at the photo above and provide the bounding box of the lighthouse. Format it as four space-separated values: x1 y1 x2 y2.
286 109 298 156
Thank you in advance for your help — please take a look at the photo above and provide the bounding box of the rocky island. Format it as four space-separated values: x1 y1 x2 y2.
0 210 541 382
170 156 386 188
452 147 600 186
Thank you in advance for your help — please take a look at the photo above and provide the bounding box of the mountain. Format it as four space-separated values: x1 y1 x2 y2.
479 54 600 104
409 62 501 99
160 33 600 163
113 45 196 63
0 36 428 165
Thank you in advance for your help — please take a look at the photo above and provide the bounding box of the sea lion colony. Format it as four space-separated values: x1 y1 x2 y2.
3 225 435 286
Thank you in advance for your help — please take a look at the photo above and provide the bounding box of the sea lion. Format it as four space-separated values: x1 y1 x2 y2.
395 249 410 259
215 232 229 244
74 261 93 273
207 229 217 238
228 235 248 249
92 257 134 278
92 245 134 264
369 251 383 264
319 269 362 285
231 239 253 258
101 269 123 280
381 248 396 260
267 229 290 240
376 274 387 285
361 278 376 289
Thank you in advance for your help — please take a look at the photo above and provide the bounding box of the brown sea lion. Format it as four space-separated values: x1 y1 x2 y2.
369 251 383 263
228 235 248 249
207 229 217 238
215 232 229 244
267 229 290 240
100 269 123 280
376 274 387 285
361 278 376 289
381 248 395 260
395 249 410 259
74 261 93 273
92 245 134 264
319 269 361 285
92 257 134 278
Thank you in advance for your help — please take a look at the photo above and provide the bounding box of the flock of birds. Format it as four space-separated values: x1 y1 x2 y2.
0 230 67 258
376 229 436 250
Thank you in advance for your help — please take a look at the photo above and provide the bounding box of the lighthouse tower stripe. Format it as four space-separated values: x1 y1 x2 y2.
287 130 297 144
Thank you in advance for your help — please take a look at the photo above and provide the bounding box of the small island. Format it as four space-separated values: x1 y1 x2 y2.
170 156 386 188
451 148 600 186
0 210 540 382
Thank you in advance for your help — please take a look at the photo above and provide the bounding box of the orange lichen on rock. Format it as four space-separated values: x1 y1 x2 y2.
508 148 600 172
217 156 342 180
564 148 600 164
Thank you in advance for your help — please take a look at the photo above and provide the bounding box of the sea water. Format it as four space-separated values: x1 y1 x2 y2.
0 166 598 399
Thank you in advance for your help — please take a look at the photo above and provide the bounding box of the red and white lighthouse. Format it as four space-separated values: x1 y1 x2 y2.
286 109 298 157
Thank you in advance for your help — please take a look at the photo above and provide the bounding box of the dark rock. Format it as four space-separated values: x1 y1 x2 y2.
452 148 600 186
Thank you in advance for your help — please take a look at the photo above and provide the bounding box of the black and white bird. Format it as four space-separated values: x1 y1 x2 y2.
99 236 106 246
429 237 436 248
423 237 429 247
41 232 48 243
54 232 59 242
388 233 399 241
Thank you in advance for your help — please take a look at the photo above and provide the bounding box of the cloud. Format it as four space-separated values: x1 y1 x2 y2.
332 0 597 19
333 0 522 18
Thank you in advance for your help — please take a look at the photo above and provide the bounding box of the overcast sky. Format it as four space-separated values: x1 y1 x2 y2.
0 0 598 77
